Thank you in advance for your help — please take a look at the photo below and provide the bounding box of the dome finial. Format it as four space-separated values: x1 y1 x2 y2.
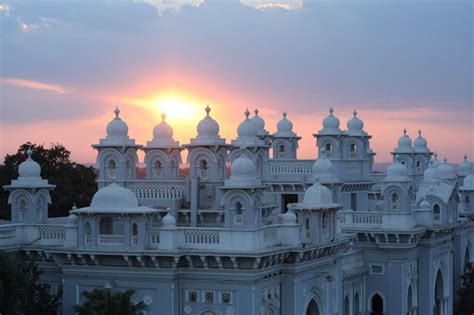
464 154 468 161
353 110 357 117
418 130 422 136
114 106 120 118
434 152 438 159
403 128 407 136
254 108 259 116
205 105 211 116
444 157 448 163
161 112 166 122
26 147 32 159
282 112 287 118
245 108 250 119
329 107 334 115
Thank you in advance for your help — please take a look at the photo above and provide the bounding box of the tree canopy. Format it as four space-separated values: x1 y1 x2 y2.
73 288 145 315
0 142 97 220
0 252 62 315
455 265 474 314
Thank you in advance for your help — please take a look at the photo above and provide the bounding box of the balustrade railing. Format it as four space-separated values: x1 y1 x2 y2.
368 173 386 185
0 227 16 240
340 211 413 230
39 225 65 240
184 230 220 245
267 160 314 174
127 181 186 199
99 234 124 245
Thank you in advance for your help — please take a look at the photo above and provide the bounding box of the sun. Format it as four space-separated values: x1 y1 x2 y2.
153 95 201 122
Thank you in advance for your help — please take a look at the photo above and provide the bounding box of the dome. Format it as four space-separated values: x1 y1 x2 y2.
231 154 257 179
251 108 265 131
106 107 129 138
312 149 336 182
459 155 472 173
396 129 413 153
18 148 41 178
277 112 293 132
419 198 430 209
90 183 139 210
462 172 474 190
431 154 441 168
322 107 340 131
237 109 258 138
153 113 173 139
197 105 220 137
346 110 364 133
413 130 428 152
162 209 176 227
281 211 297 224
302 182 335 208
423 163 439 181
437 158 456 180
385 156 409 181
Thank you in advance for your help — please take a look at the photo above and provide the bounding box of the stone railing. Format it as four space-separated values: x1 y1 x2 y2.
267 160 315 175
0 226 16 240
126 180 186 200
368 173 386 185
98 234 124 245
340 210 414 230
39 225 65 240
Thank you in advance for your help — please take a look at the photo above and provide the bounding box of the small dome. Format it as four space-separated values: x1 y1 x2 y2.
237 109 258 138
18 148 41 178
153 113 173 139
423 162 439 181
281 211 297 224
277 112 293 133
90 183 139 210
462 172 474 190
302 181 334 208
459 155 472 173
251 108 265 131
197 105 220 137
67 213 78 225
396 129 413 152
106 107 129 138
322 107 340 131
346 110 364 133
413 130 428 152
419 198 430 209
437 158 456 180
162 209 176 227
385 156 409 181
312 150 336 182
231 154 257 179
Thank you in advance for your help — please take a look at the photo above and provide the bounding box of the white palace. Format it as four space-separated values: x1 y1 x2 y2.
1 105 473 315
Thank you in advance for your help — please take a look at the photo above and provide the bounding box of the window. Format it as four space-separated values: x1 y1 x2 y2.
107 160 116 180
235 202 243 224
84 222 91 244
186 290 198 303
199 160 208 179
322 212 328 229
19 198 28 222
154 160 162 178
325 143 332 157
433 204 441 222
371 294 384 315
391 193 399 210
305 218 311 239
125 159 133 179
465 196 470 211
37 195 45 221
370 264 384 275
203 291 215 304
171 160 178 178
349 143 356 158
131 223 138 245
220 292 232 304
416 160 422 172
351 193 357 211
278 144 285 159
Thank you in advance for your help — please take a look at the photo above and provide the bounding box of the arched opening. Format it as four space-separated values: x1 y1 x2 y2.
465 247 471 273
434 270 444 315
344 295 350 315
433 204 441 222
107 159 116 180
391 192 399 211
234 202 243 224
278 144 286 159
36 195 45 221
154 160 162 178
416 160 422 172
305 218 311 240
99 217 124 245
325 143 332 157
354 293 360 315
371 293 383 315
199 159 208 179
407 285 413 315
349 143 357 158
306 299 321 315
131 223 138 245
465 195 470 211
218 158 224 179
19 198 28 222
125 158 133 179
84 221 91 244
171 159 178 178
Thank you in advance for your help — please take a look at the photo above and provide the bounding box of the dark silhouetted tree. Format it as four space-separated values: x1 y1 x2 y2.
0 142 97 220
73 288 145 315
455 266 474 314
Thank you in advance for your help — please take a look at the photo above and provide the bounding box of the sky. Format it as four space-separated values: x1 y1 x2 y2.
0 0 472 164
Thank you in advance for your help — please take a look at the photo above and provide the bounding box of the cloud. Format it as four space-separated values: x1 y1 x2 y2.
1 77 72 94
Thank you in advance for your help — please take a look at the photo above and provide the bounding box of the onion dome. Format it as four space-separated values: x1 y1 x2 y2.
458 154 472 174
237 109 258 138
423 162 439 181
197 105 220 137
461 172 474 190
230 154 257 179
281 210 297 224
18 148 41 178
419 197 430 209
312 149 337 182
431 153 441 168
106 106 129 138
321 107 340 133
385 155 409 182
90 183 139 210
395 129 414 153
413 130 428 152
346 110 364 135
153 113 173 139
437 158 456 180
274 112 296 137
302 181 335 208
251 108 265 131
162 208 176 227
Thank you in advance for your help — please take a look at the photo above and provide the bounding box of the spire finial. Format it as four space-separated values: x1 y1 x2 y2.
314 176 320 182
418 130 422 136
26 147 32 159
114 106 120 118
353 110 357 117
403 128 407 136
434 152 438 159
464 154 468 161
161 112 166 122
254 108 259 116
444 157 448 163
205 105 211 116
282 112 287 118
329 107 334 115
245 108 250 119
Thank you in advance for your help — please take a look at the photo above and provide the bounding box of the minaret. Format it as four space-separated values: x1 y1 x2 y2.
271 112 301 160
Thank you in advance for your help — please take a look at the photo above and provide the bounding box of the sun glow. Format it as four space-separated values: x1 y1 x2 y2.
153 95 201 122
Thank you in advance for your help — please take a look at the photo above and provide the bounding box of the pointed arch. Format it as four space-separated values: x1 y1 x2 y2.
368 291 385 315
304 289 324 315
434 269 444 315
354 292 360 315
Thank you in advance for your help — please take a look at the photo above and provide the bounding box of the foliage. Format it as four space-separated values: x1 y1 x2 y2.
455 266 474 314
73 288 145 315
0 142 97 220
0 252 62 315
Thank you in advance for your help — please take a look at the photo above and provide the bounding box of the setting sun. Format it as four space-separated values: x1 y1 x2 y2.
153 95 201 122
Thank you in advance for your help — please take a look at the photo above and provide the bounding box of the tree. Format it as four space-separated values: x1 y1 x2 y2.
0 142 97 220
0 252 62 315
455 265 474 314
73 288 145 315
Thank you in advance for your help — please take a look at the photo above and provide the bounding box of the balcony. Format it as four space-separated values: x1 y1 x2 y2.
339 210 414 231
265 160 315 182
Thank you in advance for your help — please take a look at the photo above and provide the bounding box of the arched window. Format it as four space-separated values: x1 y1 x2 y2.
349 143 357 158
131 223 138 245
107 159 116 180
171 159 178 178
36 195 45 221
465 247 471 273
354 293 360 315
305 218 311 239
434 271 444 315
19 198 28 222
325 143 332 157
154 160 162 178
465 196 470 211
344 296 350 315
84 222 91 244
199 159 208 179
433 204 441 222
391 192 399 210
306 299 321 315
371 294 384 315
416 160 422 172
125 159 133 179
235 202 243 224
407 285 413 315
278 144 286 159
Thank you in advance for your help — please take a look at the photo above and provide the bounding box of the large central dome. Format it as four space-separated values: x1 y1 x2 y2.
90 183 139 210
